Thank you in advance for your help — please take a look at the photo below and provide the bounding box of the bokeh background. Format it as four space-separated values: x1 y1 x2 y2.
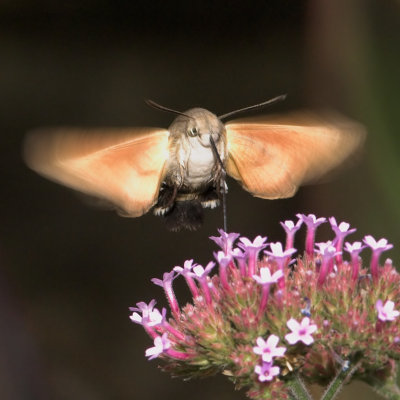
0 1 399 399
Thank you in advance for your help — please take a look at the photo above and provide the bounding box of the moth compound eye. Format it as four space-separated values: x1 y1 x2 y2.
188 127 199 137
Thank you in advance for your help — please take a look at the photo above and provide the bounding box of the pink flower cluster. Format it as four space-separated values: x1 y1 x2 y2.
130 215 399 399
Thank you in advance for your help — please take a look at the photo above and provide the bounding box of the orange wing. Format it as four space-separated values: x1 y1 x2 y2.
24 128 170 216
225 112 365 199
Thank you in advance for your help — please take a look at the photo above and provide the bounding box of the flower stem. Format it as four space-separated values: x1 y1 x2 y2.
288 374 312 400
321 361 360 400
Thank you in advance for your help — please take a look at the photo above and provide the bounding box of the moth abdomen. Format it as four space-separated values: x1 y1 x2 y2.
163 200 203 232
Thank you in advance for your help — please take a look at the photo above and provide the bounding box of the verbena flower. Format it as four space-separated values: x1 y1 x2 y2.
145 333 171 360
329 217 356 263
131 215 399 400
254 361 280 382
253 334 286 363
376 300 400 322
285 317 317 345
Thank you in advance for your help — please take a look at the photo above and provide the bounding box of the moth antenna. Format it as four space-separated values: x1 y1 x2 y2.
145 99 194 120
218 94 287 121
209 136 227 232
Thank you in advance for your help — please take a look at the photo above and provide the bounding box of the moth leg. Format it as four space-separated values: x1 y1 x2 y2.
199 186 220 209
153 184 178 216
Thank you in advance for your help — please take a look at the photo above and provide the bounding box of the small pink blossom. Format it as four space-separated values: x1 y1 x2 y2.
238 235 268 277
253 334 286 363
210 229 240 255
344 241 366 254
280 219 303 234
239 235 268 249
315 241 338 258
232 247 247 276
254 361 280 382
264 242 296 289
315 241 339 286
297 214 326 257
214 250 232 265
364 236 393 282
130 305 165 327
376 300 400 322
173 259 196 275
214 251 232 292
329 217 356 237
364 236 393 251
329 217 356 263
297 213 326 230
253 267 284 318
253 267 283 285
145 333 171 360
129 300 157 320
189 262 216 306
265 242 297 259
280 218 303 250
173 259 199 298
285 317 317 345
151 271 180 318
344 241 366 281
191 262 215 279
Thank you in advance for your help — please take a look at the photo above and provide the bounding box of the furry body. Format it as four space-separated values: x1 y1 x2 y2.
153 108 227 230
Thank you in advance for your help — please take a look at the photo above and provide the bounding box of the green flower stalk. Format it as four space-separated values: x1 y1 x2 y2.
130 214 400 399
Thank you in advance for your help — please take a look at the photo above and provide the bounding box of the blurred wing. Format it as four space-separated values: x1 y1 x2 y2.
225 112 366 199
24 128 170 216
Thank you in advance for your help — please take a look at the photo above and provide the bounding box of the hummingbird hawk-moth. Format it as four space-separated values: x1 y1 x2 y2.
24 96 365 231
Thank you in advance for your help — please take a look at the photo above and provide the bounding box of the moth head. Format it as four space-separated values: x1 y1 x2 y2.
173 108 225 148
145 100 225 148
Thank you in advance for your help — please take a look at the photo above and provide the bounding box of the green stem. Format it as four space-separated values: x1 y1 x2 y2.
321 361 360 400
288 373 313 400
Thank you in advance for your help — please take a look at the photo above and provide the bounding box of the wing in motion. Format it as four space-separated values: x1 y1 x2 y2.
225 111 366 199
24 128 170 216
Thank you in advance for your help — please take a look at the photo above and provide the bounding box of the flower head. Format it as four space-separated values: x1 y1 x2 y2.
132 216 400 400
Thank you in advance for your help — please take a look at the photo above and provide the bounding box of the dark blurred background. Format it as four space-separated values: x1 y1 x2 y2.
0 1 399 399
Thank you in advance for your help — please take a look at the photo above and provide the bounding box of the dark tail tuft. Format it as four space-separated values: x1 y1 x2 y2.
163 200 203 231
